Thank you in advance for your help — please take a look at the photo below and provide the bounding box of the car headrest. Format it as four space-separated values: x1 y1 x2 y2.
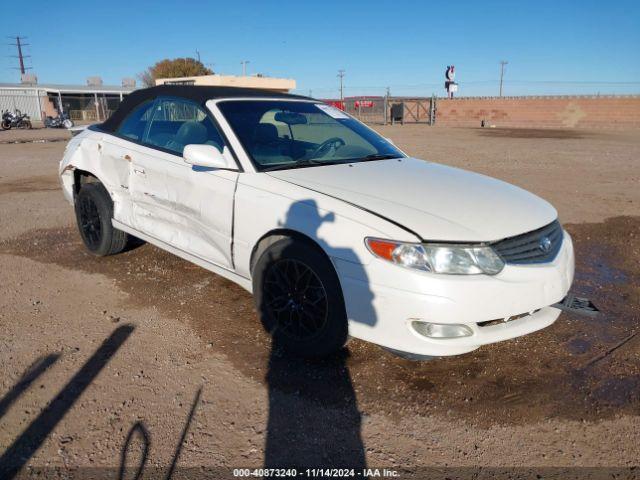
253 123 279 144
175 121 208 146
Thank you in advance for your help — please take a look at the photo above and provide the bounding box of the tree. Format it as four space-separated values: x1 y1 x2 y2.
138 58 214 87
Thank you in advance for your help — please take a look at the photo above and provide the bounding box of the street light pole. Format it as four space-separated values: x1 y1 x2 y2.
499 60 508 97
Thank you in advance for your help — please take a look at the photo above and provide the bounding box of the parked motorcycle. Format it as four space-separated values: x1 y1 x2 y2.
1 109 32 130
44 111 74 129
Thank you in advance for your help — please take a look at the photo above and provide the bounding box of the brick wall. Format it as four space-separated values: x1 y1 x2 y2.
434 96 640 129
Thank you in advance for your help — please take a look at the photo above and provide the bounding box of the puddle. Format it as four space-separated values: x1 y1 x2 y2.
476 128 588 140
1 216 639 427
0 177 61 195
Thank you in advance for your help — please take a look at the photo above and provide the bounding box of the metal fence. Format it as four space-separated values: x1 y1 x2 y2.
321 96 438 125
0 89 126 124
0 89 47 121
1 88 440 127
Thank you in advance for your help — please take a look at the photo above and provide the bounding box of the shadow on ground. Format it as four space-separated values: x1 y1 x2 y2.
1 217 638 428
0 325 134 479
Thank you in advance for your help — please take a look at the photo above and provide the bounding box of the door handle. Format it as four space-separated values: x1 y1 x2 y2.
122 154 132 162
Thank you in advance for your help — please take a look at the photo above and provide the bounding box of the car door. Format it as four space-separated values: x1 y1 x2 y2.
129 97 238 269
101 99 156 227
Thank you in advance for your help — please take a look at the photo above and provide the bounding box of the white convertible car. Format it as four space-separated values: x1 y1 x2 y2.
59 86 574 358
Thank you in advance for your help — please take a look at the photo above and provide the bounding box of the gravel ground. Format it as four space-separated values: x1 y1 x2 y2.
0 126 639 479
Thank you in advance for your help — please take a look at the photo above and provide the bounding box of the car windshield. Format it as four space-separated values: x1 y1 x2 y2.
217 100 405 171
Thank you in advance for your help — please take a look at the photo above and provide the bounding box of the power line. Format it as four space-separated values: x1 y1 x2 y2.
7 35 31 75
499 60 508 97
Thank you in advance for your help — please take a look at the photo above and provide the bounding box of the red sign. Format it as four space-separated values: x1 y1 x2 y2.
325 100 345 110
354 100 374 108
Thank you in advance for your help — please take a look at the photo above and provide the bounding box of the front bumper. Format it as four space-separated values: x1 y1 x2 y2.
335 231 575 357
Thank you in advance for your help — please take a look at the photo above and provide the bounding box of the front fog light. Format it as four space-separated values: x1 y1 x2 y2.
411 320 473 339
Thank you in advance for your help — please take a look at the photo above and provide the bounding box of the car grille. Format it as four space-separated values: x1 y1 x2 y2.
491 220 563 265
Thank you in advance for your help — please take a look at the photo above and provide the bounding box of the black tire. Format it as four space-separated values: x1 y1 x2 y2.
74 182 129 256
253 237 348 358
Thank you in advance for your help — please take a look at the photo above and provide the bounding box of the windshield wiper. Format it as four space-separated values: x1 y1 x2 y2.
358 154 400 162
260 154 399 172
261 158 340 172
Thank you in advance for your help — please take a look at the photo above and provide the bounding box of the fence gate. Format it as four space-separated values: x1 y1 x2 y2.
389 98 435 124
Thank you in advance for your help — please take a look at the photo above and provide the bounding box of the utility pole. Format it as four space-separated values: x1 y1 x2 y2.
384 87 390 125
337 69 345 101
8 36 31 75
241 60 250 76
195 50 201 62
499 60 508 97
308 89 312 98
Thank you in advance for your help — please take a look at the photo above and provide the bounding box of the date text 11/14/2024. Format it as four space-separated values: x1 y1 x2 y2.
232 468 400 477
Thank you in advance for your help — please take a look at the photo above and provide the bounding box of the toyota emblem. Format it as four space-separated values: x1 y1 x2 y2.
539 236 552 253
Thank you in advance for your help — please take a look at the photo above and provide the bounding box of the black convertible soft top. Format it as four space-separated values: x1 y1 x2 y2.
98 85 310 133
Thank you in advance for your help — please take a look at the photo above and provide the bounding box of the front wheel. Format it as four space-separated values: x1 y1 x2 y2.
253 238 348 358
74 183 129 256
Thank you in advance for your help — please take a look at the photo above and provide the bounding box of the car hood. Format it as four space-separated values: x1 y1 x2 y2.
268 157 558 242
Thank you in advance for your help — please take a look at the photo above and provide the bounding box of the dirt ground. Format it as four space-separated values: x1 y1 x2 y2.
0 125 639 479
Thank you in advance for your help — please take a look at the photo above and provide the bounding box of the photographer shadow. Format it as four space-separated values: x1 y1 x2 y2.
263 200 373 471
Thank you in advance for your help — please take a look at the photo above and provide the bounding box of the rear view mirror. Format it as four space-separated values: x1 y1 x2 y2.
274 111 308 125
183 144 234 170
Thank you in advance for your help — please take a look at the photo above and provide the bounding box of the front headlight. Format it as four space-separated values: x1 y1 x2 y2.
365 238 504 275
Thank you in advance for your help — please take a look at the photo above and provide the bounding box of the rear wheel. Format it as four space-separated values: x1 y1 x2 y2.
74 183 129 256
253 238 348 358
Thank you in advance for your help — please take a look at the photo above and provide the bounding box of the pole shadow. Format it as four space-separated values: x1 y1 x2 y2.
0 353 60 420
0 324 135 479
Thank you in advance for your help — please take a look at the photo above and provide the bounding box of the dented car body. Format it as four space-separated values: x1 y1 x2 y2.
60 85 575 358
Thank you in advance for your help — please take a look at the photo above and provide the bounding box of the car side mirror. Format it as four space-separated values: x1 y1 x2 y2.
183 144 234 170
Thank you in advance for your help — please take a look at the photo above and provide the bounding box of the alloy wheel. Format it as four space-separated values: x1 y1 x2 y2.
263 258 329 341
78 195 102 250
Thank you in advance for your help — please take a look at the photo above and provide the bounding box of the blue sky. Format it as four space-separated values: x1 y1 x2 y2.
2 0 639 97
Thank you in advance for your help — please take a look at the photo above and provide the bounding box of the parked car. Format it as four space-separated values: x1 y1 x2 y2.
59 85 575 358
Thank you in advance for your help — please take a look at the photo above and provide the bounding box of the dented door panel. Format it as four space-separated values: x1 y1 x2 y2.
128 146 237 269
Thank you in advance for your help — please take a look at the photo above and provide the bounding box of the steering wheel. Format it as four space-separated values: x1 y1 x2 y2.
310 137 346 159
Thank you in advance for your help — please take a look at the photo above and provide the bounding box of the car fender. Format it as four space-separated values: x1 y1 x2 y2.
59 130 129 210
233 172 420 280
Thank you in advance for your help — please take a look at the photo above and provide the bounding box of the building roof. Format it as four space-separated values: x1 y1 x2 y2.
0 82 134 94
155 74 296 92
99 85 310 132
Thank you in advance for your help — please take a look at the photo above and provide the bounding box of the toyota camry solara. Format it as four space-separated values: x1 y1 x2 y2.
59 85 575 358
